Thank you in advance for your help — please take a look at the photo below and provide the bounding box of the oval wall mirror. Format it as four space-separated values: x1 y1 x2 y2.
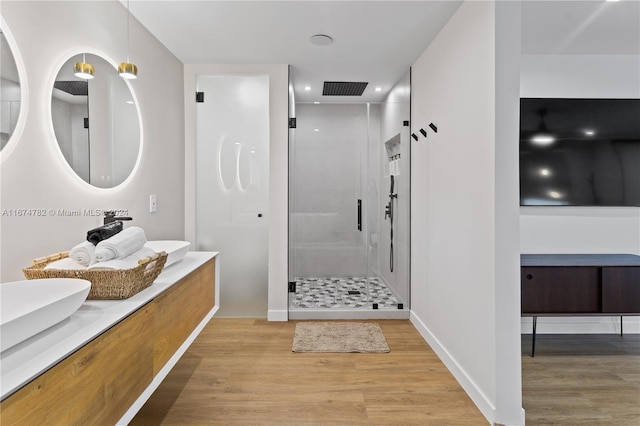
0 25 23 152
51 52 141 188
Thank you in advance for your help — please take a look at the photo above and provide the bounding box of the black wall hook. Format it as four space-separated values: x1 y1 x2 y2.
412 122 439 141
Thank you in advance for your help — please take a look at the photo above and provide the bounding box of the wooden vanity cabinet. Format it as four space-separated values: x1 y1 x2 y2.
0 257 215 425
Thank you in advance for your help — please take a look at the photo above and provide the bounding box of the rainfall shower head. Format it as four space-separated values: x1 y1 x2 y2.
322 81 368 96
54 81 88 96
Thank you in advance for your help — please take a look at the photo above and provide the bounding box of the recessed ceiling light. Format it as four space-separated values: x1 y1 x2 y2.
549 191 562 199
314 129 319 132
313 102 320 104
374 87 382 92
539 168 551 177
304 86 311 91
584 129 595 136
309 34 333 46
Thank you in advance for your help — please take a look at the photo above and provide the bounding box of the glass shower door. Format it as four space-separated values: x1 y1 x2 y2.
289 103 370 310
196 75 270 317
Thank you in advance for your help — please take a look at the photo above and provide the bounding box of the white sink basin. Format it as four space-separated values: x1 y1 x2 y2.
0 278 91 352
144 240 190 267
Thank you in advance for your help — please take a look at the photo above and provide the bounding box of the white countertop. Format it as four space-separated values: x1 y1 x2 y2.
0 251 218 401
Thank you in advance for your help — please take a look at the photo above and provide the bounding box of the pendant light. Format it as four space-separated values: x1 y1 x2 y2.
531 108 555 146
74 53 95 79
119 0 138 79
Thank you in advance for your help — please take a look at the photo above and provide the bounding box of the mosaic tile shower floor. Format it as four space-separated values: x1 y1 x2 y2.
289 277 401 309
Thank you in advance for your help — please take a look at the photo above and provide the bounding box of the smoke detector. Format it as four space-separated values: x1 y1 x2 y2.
310 34 333 46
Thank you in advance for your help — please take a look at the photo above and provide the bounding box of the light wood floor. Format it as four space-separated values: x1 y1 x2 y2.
131 319 640 425
131 318 486 425
522 334 640 426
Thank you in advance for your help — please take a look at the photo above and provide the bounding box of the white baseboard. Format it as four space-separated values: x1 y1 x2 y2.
521 316 640 334
267 309 288 321
496 408 527 426
410 311 494 425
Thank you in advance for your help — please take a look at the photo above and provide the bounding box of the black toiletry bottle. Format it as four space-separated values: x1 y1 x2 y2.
86 221 124 246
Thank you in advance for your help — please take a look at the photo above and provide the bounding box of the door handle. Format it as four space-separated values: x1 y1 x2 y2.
357 199 362 231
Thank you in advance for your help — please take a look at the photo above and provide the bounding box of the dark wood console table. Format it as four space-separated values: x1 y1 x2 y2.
521 254 640 356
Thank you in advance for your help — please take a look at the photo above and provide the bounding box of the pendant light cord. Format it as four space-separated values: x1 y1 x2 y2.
126 0 130 62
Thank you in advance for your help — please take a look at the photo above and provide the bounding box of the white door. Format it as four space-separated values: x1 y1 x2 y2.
196 75 269 316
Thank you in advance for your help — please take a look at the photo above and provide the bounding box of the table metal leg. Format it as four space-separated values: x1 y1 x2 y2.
621 316 623 336
531 316 537 357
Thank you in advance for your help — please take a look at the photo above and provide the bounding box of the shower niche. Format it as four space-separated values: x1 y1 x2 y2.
288 72 411 319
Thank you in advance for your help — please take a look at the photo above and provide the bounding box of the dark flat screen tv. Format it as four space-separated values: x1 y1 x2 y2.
519 98 640 207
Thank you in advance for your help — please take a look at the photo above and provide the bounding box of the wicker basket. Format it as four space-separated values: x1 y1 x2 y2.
23 251 168 300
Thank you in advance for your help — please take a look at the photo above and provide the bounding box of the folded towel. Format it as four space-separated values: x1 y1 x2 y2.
87 221 123 246
44 257 87 270
87 247 157 270
69 241 96 266
95 226 147 262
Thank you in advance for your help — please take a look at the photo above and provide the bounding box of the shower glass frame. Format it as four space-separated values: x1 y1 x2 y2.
289 102 373 311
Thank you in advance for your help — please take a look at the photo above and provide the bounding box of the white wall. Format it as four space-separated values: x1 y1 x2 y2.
520 53 640 334
520 54 640 257
1 26 22 150
410 2 523 424
380 71 411 305
520 55 640 99
0 1 185 282
0 79 20 148
367 103 382 280
50 98 90 182
494 2 524 424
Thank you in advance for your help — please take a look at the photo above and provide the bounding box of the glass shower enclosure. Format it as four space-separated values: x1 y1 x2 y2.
289 82 411 319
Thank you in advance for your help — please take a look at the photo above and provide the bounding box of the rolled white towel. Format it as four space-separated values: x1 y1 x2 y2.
69 241 96 266
95 226 147 262
87 247 157 270
44 257 87 270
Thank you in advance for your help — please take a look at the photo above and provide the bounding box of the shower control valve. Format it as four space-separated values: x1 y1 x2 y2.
385 202 392 220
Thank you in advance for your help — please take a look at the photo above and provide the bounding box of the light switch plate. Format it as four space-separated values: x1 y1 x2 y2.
149 194 157 213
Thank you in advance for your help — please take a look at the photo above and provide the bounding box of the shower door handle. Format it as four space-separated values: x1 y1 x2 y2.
357 199 362 231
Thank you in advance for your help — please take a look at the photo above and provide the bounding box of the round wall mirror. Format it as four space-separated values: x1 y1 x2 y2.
0 26 23 151
51 52 141 188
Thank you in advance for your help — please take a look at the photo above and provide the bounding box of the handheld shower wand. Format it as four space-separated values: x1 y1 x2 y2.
386 175 397 272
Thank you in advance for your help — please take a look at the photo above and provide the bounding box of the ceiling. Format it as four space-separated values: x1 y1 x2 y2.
128 1 462 103
125 1 639 104
521 0 639 55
